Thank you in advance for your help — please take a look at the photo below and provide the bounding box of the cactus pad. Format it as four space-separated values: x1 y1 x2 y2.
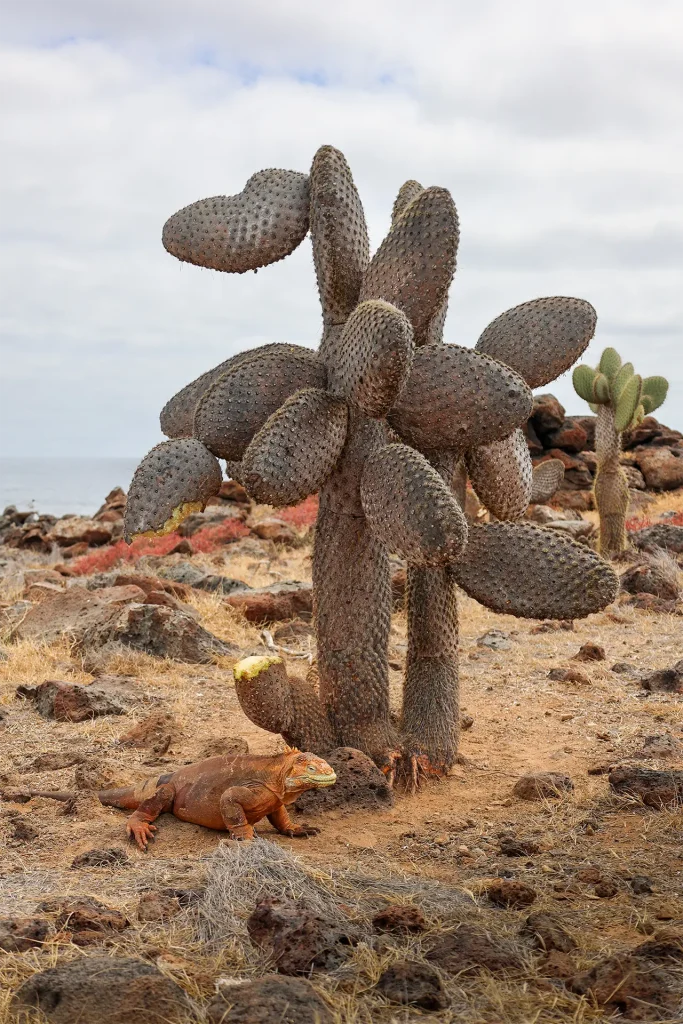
641 376 669 413
614 373 642 431
475 297 597 389
530 458 565 505
328 300 414 417
361 444 468 566
389 345 532 452
465 429 533 521
123 438 222 542
451 522 619 619
598 347 622 380
241 389 348 506
193 345 326 460
360 187 459 345
309 146 369 324
572 364 597 405
162 169 310 273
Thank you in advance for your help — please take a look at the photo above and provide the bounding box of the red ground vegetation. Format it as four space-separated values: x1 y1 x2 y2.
70 518 249 575
277 494 319 528
627 510 683 532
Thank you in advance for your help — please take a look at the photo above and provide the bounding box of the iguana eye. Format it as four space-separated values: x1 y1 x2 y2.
307 765 316 772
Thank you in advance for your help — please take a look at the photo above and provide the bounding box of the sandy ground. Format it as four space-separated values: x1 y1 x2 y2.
1 492 682 1022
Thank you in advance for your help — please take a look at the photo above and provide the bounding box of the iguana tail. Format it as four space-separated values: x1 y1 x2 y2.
1 785 142 810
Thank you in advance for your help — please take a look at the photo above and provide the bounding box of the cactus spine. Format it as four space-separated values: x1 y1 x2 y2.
572 348 669 556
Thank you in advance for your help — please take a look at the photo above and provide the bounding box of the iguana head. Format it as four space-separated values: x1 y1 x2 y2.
284 752 337 793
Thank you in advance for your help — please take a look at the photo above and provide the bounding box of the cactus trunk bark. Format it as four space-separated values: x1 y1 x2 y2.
313 413 397 764
401 451 460 775
594 404 630 557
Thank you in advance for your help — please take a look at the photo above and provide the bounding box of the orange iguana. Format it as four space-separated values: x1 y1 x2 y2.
10 750 336 850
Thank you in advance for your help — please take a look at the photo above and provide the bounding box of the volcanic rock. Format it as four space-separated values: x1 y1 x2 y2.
294 747 393 813
12 956 193 1024
225 581 313 623
246 898 358 974
513 772 574 800
375 961 449 1010
207 976 331 1024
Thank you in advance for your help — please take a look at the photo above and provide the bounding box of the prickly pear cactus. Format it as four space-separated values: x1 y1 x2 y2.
573 348 668 556
124 145 619 782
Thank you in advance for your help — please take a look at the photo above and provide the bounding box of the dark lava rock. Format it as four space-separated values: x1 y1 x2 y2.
630 876 655 895
117 712 179 753
207 975 332 1024
295 747 393 814
541 950 576 979
609 765 683 807
375 961 448 1010
522 912 577 953
572 642 606 662
16 679 129 722
633 931 683 961
544 418 588 454
486 880 537 909
632 524 683 554
0 916 50 952
38 895 128 945
246 898 359 974
12 955 193 1024
10 816 39 842
641 661 683 694
531 394 566 436
594 880 619 898
372 905 427 934
272 619 315 643
225 581 313 623
70 846 130 868
477 629 511 650
426 922 523 971
158 560 250 595
568 952 682 1020
513 772 574 800
499 836 540 857
98 603 238 663
621 560 681 601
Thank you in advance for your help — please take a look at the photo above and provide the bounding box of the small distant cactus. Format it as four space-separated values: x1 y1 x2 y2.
573 349 669 556
124 145 619 780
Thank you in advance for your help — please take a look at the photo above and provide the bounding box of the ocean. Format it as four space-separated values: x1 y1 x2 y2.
0 458 141 518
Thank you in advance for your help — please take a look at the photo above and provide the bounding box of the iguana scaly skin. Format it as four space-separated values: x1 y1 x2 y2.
15 751 336 850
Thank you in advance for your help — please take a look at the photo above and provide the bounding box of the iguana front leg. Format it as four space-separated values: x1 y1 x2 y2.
219 786 257 841
267 804 320 839
126 783 175 851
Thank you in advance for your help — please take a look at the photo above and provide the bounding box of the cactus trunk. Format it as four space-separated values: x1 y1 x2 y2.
313 415 397 764
594 404 630 557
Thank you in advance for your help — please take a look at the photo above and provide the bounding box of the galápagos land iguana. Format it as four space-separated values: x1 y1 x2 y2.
9 750 337 850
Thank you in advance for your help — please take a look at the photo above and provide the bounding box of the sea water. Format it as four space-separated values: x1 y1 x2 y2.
0 458 141 518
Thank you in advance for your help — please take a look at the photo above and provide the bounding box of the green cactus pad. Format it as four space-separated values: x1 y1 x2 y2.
328 299 414 417
162 169 310 273
193 345 326 460
361 444 468 567
388 345 532 452
450 522 619 619
309 145 370 325
592 372 611 403
465 429 533 521
475 297 597 389
614 373 642 431
611 362 634 402
241 388 348 506
359 187 459 345
641 375 669 413
391 180 424 224
598 347 622 380
530 459 565 505
572 364 597 404
123 438 222 542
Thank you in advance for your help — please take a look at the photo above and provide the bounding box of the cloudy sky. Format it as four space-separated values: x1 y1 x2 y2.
2 0 682 457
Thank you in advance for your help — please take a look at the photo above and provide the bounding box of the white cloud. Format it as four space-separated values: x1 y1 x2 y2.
1 0 682 458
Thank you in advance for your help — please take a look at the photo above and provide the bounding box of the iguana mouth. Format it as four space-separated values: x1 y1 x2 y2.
310 773 336 786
